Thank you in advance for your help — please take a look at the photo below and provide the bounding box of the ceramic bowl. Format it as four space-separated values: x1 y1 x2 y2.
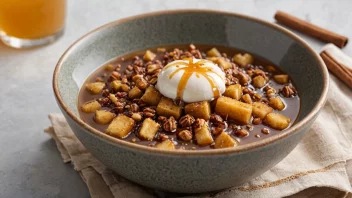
53 10 328 193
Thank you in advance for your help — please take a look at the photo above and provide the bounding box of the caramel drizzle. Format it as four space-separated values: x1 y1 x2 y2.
165 58 223 100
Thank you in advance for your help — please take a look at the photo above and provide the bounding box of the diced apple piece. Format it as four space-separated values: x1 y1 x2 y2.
110 80 122 91
121 84 130 92
253 93 261 101
139 118 160 140
214 131 238 149
208 57 232 69
217 58 232 69
109 93 119 106
184 101 211 120
155 139 175 150
252 76 266 88
194 120 213 146
264 113 290 130
266 65 276 72
105 64 114 71
86 82 105 94
242 94 252 104
238 72 250 85
252 102 273 119
156 97 182 119
147 64 160 74
207 57 219 62
131 113 142 121
215 96 252 124
274 75 289 84
128 86 143 99
94 110 115 124
106 114 135 138
224 84 242 100
143 50 156 61
233 53 253 67
81 101 101 113
141 86 162 106
206 48 221 57
269 97 285 111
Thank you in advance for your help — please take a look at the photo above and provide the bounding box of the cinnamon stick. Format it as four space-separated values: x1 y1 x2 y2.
275 11 348 48
320 52 352 89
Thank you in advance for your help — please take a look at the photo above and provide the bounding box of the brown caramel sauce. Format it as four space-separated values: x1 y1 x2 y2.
165 58 223 99
78 44 301 150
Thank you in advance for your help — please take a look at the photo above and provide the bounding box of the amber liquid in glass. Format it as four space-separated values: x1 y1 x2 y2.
0 0 66 47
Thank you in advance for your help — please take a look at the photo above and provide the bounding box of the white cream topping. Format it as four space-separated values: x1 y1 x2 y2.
155 58 226 102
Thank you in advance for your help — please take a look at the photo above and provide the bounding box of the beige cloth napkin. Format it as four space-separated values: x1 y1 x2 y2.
45 74 352 198
45 49 352 197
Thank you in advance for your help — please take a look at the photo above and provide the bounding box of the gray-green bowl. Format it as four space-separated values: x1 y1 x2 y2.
53 10 329 193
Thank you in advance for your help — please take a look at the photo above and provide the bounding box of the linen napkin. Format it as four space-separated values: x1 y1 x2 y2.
45 50 352 198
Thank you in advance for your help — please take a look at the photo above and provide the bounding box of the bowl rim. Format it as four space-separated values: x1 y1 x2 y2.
53 9 329 155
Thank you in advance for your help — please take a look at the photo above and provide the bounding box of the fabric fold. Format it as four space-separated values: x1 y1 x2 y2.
45 73 352 198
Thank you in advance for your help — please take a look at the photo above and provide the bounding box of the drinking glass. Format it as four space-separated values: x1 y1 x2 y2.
0 0 66 48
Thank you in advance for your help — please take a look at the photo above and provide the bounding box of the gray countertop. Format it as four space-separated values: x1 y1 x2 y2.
1 0 351 197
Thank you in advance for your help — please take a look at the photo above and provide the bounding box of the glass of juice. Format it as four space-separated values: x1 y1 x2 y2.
0 0 66 48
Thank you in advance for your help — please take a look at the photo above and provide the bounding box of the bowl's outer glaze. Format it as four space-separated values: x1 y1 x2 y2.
62 108 316 193
54 10 328 193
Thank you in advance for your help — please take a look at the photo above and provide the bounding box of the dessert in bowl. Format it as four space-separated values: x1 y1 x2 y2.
53 10 328 193
78 44 300 150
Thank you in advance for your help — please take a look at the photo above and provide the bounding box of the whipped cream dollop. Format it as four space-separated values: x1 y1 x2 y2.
156 58 226 103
